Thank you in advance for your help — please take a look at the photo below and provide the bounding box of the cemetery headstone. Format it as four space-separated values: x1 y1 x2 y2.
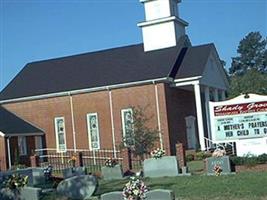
144 156 179 178
101 164 123 180
57 175 97 200
101 191 124 200
63 166 86 179
16 168 45 186
146 189 175 200
0 186 42 200
0 168 45 186
20 187 42 200
207 155 232 175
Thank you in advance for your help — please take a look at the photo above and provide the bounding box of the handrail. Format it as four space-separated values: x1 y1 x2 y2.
204 137 236 155
35 148 120 153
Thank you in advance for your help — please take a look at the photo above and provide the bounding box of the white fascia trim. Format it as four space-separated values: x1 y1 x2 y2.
5 132 44 137
0 77 169 104
175 80 199 87
0 131 5 137
137 16 188 27
174 76 202 83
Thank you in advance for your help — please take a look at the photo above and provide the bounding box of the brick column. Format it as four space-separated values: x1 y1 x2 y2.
176 143 186 167
30 155 40 168
0 137 7 171
121 148 132 172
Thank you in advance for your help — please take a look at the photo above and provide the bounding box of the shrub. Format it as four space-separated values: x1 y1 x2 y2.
195 151 211 160
230 156 244 166
230 153 267 167
195 152 205 160
186 154 194 162
257 153 267 164
245 156 258 168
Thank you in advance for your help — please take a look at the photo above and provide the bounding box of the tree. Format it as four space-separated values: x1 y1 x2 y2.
229 69 267 97
229 32 267 75
228 32 267 97
121 105 159 161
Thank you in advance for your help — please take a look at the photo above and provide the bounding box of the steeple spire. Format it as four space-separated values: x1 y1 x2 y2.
138 0 188 52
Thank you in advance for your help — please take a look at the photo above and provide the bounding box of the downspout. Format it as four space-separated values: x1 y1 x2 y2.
153 81 163 149
107 88 117 158
69 92 77 152
7 137 11 170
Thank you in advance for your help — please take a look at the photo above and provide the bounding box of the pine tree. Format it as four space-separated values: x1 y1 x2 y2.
229 32 267 75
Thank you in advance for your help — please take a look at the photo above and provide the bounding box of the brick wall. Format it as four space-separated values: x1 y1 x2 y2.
2 83 171 155
164 86 197 154
3 96 75 150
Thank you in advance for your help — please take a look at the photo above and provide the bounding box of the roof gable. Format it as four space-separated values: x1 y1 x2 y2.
0 106 43 135
200 48 229 90
175 44 213 79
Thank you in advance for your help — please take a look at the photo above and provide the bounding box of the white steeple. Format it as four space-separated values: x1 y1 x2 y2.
138 0 188 52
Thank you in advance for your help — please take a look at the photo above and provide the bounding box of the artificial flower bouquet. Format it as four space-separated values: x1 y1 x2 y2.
104 157 118 168
150 148 165 159
213 164 222 176
123 176 148 200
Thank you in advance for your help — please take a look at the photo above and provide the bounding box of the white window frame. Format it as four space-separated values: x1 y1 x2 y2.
121 108 134 146
86 113 100 150
54 117 67 153
18 136 27 156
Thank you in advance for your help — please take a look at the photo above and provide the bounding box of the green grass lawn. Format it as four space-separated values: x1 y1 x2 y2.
96 172 267 200
40 161 267 200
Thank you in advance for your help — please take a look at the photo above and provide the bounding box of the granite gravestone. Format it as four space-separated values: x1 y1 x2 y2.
101 191 124 200
17 168 45 186
0 187 42 200
57 175 97 200
207 156 231 175
101 165 123 180
63 167 86 179
0 168 45 186
20 187 42 200
146 189 175 200
144 156 179 178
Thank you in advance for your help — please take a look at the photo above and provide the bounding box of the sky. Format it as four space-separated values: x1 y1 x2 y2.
0 0 266 91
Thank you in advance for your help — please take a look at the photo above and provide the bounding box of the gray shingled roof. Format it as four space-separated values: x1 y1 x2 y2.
175 43 214 79
0 37 214 101
0 106 43 135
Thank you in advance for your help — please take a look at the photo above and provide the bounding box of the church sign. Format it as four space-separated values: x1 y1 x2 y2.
209 94 267 143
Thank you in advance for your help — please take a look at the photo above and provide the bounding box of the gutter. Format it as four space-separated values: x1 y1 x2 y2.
4 132 44 137
0 77 170 104
173 76 202 83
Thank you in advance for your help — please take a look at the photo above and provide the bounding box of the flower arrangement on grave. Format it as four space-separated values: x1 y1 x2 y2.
150 148 165 159
43 165 53 181
213 164 222 176
104 157 118 168
122 176 148 200
212 148 226 157
68 155 77 168
4 174 28 190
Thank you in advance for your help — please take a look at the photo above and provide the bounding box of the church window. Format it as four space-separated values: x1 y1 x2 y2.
121 108 134 147
54 117 67 152
87 113 100 150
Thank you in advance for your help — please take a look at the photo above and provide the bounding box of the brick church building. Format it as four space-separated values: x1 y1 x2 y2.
0 0 228 170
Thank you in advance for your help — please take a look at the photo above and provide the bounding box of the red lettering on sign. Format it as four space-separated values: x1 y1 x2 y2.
214 101 267 116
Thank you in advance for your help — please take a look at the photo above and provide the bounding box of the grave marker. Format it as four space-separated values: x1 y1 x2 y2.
144 156 179 178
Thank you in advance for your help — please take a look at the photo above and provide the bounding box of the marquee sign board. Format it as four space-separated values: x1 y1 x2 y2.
209 94 267 143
